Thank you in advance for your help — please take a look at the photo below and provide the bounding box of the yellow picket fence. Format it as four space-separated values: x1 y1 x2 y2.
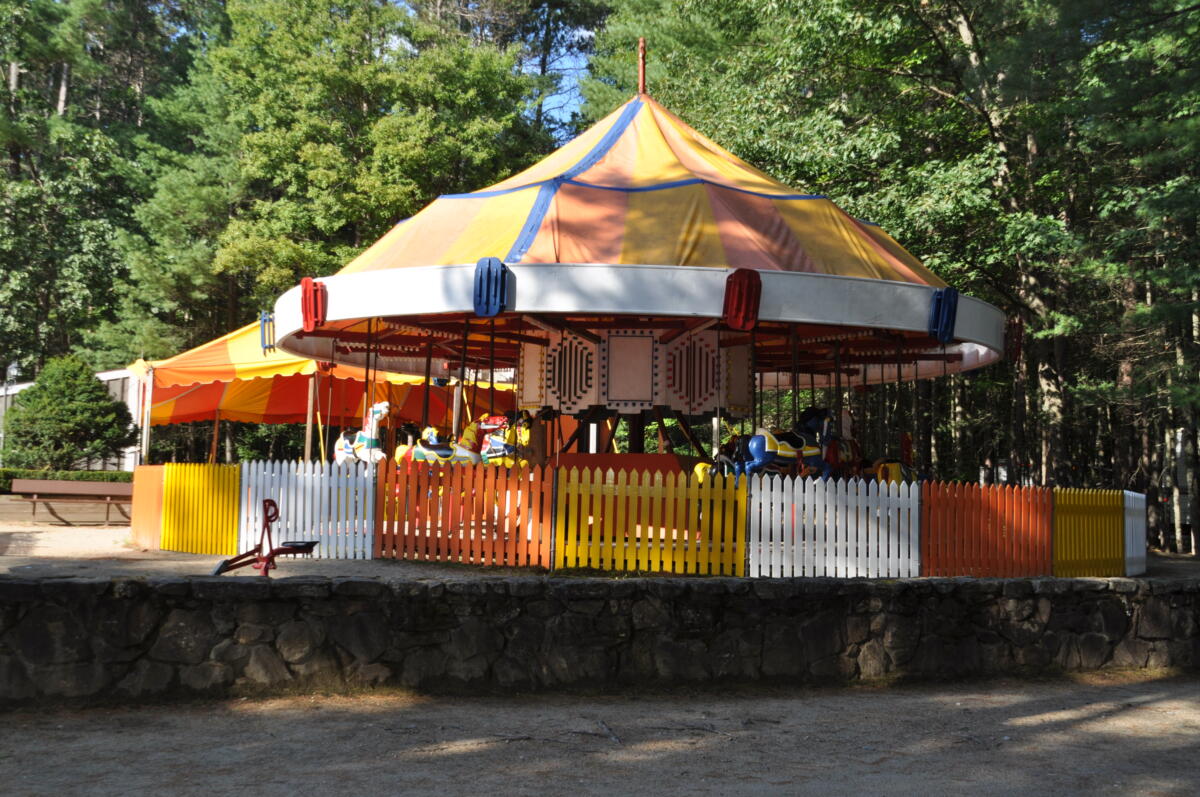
160 463 240 555
555 468 747 575
1053 488 1124 577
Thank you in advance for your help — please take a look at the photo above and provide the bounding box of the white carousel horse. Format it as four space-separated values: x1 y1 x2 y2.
334 400 390 465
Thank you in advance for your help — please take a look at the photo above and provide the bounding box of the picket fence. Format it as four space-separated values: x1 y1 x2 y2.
921 482 1053 577
375 463 554 567
1053 488 1125 577
238 460 374 560
159 463 240 556
746 476 918 578
1123 491 1148 576
134 461 1150 578
555 468 746 575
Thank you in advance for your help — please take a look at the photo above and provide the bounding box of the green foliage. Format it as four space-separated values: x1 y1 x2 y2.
0 468 131 494
1 356 136 470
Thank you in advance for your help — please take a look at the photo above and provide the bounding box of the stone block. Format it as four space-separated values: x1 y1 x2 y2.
236 602 297 627
180 662 233 691
5 604 90 665
1077 632 1111 669
399 648 448 687
844 615 869 645
30 661 110 698
291 650 342 683
329 612 388 663
0 654 36 701
0 578 42 603
1135 598 1171 639
857 639 887 679
145 577 191 597
150 609 218 665
243 645 292 685
276 621 319 664
631 598 670 630
331 578 389 598
191 578 271 601
115 659 175 697
235 624 274 645
349 662 391 686
800 610 844 662
503 578 545 598
211 639 251 664
270 577 331 600
1110 637 1150 668
40 578 110 602
761 624 804 677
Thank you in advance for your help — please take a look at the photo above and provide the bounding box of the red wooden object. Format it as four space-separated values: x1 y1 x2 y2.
722 268 762 331
300 277 327 333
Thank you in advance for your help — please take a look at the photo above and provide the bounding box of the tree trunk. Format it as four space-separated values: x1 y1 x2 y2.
56 62 69 116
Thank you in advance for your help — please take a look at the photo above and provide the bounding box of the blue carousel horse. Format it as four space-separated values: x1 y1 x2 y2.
721 407 839 478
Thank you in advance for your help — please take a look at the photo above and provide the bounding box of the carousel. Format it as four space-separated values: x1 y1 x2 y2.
270 48 1004 478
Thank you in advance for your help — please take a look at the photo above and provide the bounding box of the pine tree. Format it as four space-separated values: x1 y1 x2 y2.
2 356 136 469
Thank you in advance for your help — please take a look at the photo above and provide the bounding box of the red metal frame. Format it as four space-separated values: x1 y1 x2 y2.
211 499 319 577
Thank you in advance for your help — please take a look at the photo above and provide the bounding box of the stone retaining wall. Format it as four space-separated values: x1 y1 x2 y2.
1 575 1197 702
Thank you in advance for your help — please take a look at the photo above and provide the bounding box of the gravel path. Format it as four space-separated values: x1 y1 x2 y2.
1 674 1197 796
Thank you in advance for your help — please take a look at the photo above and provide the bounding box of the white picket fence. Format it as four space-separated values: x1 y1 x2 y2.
238 460 375 560
746 476 920 578
1123 490 1147 576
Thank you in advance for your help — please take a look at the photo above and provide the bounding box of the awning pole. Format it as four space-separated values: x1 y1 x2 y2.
304 372 316 461
140 366 154 465
208 410 220 465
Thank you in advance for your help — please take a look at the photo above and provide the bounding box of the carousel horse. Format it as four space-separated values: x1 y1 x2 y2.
333 401 390 465
393 424 482 465
479 411 538 467
721 407 840 478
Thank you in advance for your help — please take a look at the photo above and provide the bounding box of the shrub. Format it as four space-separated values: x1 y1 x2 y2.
1 356 137 470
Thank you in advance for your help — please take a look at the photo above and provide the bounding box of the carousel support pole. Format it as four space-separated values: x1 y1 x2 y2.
790 326 799 427
559 406 599 454
749 330 758 430
652 407 675 453
599 414 620 454
488 318 496 416
833 342 843 427
712 414 721 459
304 372 316 461
452 317 469 436
671 409 712 462
628 413 646 454
588 421 598 454
420 333 433 428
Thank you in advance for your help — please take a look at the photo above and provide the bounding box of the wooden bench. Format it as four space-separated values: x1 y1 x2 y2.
10 478 134 524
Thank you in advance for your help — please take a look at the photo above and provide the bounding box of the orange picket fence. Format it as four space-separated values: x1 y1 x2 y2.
555 468 746 575
921 481 1053 577
375 464 554 568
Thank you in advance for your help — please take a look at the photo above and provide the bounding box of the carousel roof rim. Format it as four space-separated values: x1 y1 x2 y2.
274 262 1005 354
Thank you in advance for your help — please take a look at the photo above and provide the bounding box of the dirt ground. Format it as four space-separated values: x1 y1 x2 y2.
0 673 1196 796
2 522 1199 581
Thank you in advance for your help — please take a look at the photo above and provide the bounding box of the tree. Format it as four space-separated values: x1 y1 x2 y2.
2 356 136 469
